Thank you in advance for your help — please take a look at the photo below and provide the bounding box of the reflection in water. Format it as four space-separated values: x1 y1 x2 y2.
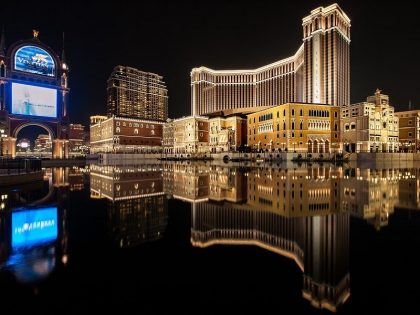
90 165 168 247
0 167 78 284
1 163 420 311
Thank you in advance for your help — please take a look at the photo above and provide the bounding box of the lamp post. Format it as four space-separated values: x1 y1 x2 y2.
0 129 4 157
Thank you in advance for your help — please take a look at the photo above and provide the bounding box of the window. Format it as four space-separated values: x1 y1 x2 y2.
409 132 413 137
351 123 356 130
283 109 286 116
151 130 155 135
134 128 138 134
300 109 303 116
277 112 279 118
409 120 413 125
334 112 338 118
300 122 303 130
116 127 120 133
292 122 295 130
292 109 295 116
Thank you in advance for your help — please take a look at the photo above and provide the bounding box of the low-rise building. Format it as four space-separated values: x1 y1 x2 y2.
341 90 399 153
208 116 247 153
163 119 174 154
90 116 163 154
247 103 340 154
34 134 52 152
394 110 420 152
173 116 209 156
69 124 87 156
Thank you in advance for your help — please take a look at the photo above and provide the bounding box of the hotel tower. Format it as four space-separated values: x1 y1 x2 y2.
191 4 351 116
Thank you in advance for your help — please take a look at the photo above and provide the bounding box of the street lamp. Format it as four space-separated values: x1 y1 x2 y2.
0 129 4 157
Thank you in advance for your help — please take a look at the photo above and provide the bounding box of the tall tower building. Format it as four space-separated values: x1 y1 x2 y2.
302 5 350 107
107 66 168 121
191 4 350 116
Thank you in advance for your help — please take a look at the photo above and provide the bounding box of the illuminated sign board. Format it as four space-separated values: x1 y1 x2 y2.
14 45 55 77
11 207 58 249
11 82 57 118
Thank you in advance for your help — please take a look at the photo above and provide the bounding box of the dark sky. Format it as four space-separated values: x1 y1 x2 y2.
2 0 420 126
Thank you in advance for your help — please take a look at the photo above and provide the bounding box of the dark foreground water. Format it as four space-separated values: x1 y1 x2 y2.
1 163 420 314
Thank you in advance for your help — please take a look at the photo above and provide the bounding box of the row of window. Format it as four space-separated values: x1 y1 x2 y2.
116 121 156 129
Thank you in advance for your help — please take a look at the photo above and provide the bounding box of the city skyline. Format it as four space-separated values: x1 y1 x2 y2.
1 1 419 125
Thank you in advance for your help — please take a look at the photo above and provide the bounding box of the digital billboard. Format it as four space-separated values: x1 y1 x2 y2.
11 82 57 118
14 45 55 77
11 207 58 249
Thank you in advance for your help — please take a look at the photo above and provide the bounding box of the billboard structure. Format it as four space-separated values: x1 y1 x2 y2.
11 83 57 118
0 30 70 158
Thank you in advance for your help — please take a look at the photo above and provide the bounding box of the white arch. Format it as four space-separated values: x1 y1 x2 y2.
13 122 56 140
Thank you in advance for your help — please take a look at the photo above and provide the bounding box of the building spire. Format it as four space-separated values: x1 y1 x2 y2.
61 32 68 70
0 26 6 56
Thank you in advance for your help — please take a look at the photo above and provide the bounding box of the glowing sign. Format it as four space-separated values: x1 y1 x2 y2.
14 45 55 77
11 82 57 118
11 207 58 249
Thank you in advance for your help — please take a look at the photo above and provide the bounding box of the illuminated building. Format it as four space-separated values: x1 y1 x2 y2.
90 115 107 125
90 116 163 154
247 103 340 153
172 116 209 156
394 110 420 152
89 164 167 247
0 30 70 158
191 4 350 116
208 116 247 153
34 134 52 152
68 123 87 156
107 66 168 121
162 119 174 154
341 89 399 153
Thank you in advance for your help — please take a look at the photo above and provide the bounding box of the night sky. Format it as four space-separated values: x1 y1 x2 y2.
2 0 420 126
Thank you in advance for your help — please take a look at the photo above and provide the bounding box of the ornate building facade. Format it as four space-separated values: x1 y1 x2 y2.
341 90 399 153
247 103 340 153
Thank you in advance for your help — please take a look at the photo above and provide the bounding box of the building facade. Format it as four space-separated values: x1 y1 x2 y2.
191 4 350 116
107 66 168 121
394 110 420 152
68 123 87 156
162 119 174 154
341 90 399 153
34 134 52 152
173 116 209 156
247 103 340 154
90 116 163 154
208 116 247 153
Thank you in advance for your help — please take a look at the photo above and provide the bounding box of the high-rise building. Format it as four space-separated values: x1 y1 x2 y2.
107 66 168 121
191 4 350 116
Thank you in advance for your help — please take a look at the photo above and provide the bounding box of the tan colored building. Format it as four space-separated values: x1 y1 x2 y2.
247 103 340 154
173 116 209 157
90 115 107 125
191 4 350 116
341 90 399 153
394 110 420 152
162 119 174 154
208 116 247 153
90 116 163 154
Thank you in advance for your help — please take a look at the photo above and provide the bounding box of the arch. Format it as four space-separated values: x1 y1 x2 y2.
313 140 319 153
307 140 313 153
319 140 325 153
13 122 56 139
325 140 330 153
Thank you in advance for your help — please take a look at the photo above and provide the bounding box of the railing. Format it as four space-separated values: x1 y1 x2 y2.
0 157 42 176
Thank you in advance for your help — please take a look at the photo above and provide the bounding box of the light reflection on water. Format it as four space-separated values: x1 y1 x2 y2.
0 162 419 312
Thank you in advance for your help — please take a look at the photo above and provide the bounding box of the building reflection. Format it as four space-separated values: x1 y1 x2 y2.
90 164 168 247
189 166 349 312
